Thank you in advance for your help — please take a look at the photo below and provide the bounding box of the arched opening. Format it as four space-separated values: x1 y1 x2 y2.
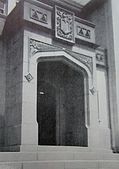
37 61 88 146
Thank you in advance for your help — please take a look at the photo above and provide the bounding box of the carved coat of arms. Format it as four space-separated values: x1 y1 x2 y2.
55 6 74 43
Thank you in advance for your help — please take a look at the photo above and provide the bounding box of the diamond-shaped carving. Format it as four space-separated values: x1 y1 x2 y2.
25 73 33 82
90 87 96 95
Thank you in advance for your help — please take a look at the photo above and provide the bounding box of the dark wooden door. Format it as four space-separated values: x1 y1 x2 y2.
37 82 56 145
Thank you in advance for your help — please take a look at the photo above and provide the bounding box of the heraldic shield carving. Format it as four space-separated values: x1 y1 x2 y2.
55 6 75 43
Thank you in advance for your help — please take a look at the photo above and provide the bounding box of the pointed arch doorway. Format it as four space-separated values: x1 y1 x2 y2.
37 60 88 147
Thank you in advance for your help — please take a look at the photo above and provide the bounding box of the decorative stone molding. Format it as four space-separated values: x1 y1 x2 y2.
29 38 93 73
29 39 60 56
55 6 75 43
96 47 106 66
66 50 93 73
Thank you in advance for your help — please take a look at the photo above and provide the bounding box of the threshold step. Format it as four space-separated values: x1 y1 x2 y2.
0 160 119 169
0 151 118 162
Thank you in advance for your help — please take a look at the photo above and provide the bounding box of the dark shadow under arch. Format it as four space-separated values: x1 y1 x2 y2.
37 81 57 145
37 61 88 146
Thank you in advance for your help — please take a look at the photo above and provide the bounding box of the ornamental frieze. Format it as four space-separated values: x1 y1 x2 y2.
66 50 93 73
29 39 61 56
29 39 93 73
24 2 95 44
55 6 75 43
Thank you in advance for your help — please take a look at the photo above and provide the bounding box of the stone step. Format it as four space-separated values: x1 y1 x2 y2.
0 152 37 162
37 146 112 153
37 151 119 161
37 146 90 152
0 160 119 169
0 151 119 162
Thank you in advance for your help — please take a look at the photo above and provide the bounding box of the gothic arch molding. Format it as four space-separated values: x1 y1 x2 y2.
27 49 94 129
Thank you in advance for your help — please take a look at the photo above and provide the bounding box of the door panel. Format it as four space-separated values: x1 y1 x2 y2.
37 82 56 145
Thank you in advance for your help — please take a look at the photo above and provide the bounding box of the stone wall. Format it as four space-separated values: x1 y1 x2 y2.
4 31 23 151
85 0 118 151
0 38 6 148
85 2 107 48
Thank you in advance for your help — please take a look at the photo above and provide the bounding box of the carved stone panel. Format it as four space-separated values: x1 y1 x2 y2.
30 8 48 24
96 47 106 66
24 2 52 29
75 17 95 44
55 6 75 43
29 39 60 57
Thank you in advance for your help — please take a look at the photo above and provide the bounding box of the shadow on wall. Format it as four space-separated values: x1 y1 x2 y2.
0 115 5 150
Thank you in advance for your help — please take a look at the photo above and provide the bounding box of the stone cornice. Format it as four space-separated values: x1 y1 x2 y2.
24 0 53 11
52 0 83 12
75 16 95 28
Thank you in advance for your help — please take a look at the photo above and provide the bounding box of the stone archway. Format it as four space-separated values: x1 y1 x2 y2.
21 48 96 150
37 61 88 146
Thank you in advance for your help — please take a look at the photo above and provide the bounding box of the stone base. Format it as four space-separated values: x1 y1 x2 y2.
0 145 39 152
0 145 20 152
112 146 119 153
0 145 113 153
1 160 119 169
0 148 118 169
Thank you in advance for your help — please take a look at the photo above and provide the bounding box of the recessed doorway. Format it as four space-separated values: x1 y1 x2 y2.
37 81 56 145
37 61 88 146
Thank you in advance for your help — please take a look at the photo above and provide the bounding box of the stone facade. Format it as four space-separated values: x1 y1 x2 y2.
0 38 5 147
0 0 118 154
4 31 23 151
